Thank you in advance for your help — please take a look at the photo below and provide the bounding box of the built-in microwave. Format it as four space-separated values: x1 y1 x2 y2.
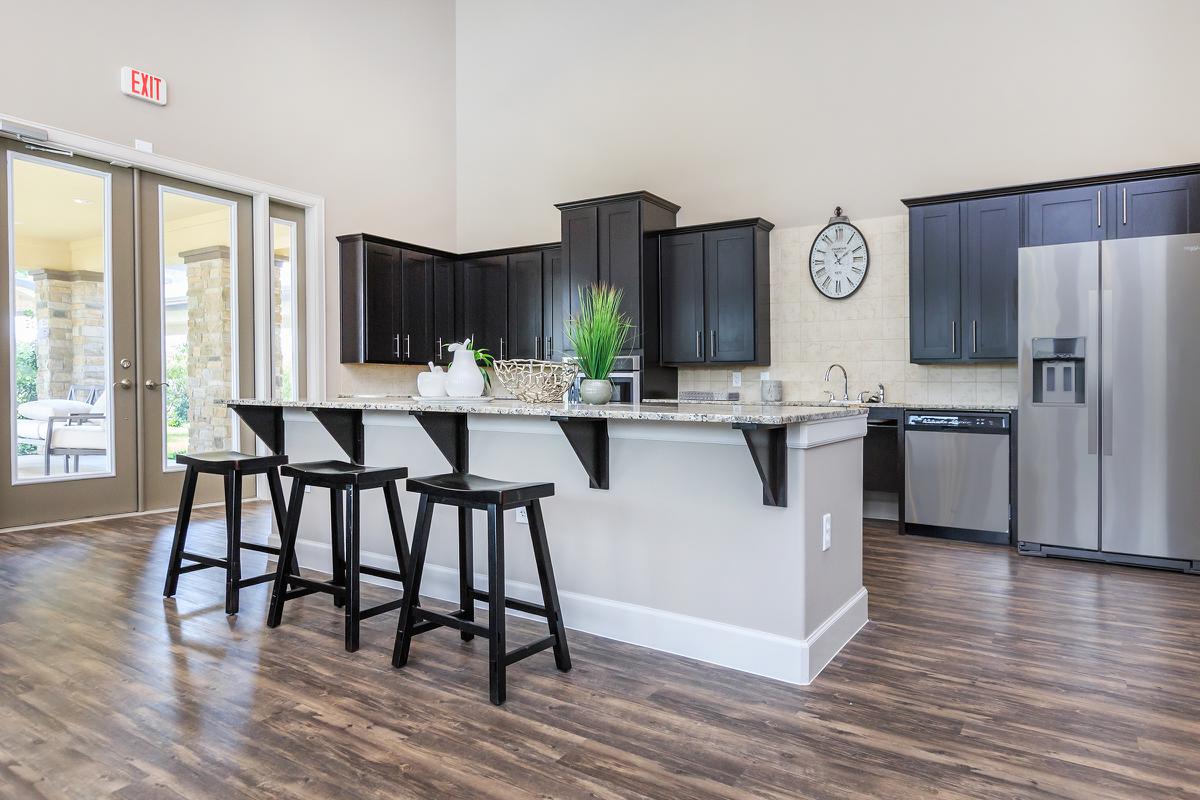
567 355 642 403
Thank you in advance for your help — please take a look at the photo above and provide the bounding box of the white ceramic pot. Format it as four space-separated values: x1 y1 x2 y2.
416 368 446 397
445 343 485 397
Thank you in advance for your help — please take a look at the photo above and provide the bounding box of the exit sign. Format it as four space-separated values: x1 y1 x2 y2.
120 67 167 106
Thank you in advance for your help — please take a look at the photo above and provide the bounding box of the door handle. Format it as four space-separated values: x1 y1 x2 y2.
144 379 170 390
951 320 957 354
393 334 400 359
404 334 411 359
709 329 716 358
971 320 977 354
1101 289 1114 455
1122 187 1127 225
113 378 132 390
1087 289 1100 455
696 330 702 359
1096 189 1102 227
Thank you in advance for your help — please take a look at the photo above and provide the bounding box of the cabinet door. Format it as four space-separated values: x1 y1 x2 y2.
909 203 961 361
560 206 598 355
507 250 544 359
1024 185 1109 245
598 199 642 328
432 257 457 365
1115 175 1200 239
963 196 1019 360
399 249 433 363
543 248 562 359
460 256 508 358
703 227 756 363
363 241 401 363
658 232 706 364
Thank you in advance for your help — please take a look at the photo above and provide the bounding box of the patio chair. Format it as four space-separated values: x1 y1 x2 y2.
15 385 109 476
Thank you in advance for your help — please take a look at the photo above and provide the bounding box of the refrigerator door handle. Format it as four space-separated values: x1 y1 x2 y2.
1101 288 1114 456
1088 289 1100 455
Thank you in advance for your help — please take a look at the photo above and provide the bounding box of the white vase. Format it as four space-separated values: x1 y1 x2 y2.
445 343 485 397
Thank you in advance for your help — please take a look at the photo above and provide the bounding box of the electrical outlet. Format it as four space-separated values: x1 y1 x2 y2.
134 139 154 153
822 513 832 551
731 372 742 388
515 506 529 525
759 371 770 381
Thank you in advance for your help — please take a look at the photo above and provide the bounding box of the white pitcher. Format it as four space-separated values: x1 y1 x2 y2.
445 341 485 397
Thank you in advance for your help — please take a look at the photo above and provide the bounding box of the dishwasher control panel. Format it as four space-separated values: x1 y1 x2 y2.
906 412 1009 432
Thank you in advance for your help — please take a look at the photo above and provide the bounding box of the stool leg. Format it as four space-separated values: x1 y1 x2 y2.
163 466 199 597
528 500 572 672
458 507 475 642
392 495 433 668
268 478 306 627
224 472 243 615
382 480 411 580
344 486 361 652
329 488 346 608
487 504 507 705
266 467 302 582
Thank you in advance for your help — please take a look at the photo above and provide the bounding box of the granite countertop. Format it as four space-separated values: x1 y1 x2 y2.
224 397 866 426
653 398 1017 413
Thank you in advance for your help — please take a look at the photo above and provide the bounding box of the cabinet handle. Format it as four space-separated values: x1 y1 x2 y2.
436 337 443 361
394 334 400 359
1122 187 1127 225
695 330 702 359
535 336 540 360
404 334 411 359
710 330 716 358
547 336 552 358
951 321 957 354
972 320 977 354
499 337 505 360
1096 189 1102 227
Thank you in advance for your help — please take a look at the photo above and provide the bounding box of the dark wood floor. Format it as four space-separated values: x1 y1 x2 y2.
1 508 1198 799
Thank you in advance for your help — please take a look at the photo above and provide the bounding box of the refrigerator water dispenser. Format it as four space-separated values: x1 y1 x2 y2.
1031 337 1086 405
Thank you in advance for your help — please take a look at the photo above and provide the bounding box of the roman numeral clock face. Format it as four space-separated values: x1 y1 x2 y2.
809 222 869 299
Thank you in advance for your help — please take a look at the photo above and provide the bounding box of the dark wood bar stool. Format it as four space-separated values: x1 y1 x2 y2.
392 473 571 705
163 450 297 616
267 460 411 652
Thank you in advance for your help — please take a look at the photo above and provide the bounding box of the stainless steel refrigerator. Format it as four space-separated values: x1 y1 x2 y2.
1018 234 1200 571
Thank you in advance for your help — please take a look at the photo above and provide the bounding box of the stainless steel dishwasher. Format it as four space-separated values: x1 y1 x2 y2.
904 411 1011 544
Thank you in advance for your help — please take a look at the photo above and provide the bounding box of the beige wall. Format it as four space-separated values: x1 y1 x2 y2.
455 0 1200 250
1 0 457 398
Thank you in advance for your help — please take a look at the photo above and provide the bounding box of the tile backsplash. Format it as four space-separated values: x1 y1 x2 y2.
679 213 1018 406
340 213 1017 406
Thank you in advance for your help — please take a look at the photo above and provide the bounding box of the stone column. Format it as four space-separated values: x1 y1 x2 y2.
29 269 105 400
272 256 286 399
181 246 232 453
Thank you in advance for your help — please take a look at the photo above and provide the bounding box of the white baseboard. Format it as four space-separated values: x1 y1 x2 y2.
287 537 868 686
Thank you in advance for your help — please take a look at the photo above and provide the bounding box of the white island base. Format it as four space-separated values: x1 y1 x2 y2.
272 407 868 685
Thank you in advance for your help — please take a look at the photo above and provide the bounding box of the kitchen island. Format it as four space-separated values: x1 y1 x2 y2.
226 397 869 685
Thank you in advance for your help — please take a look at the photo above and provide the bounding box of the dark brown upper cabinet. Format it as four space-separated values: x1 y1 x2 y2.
399 249 433 364
657 219 773 367
506 249 546 360
554 191 679 358
459 255 508 359
432 257 457 365
905 162 1200 364
338 233 456 365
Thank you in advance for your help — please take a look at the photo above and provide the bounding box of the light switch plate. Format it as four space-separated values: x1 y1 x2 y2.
822 513 832 551
760 371 770 381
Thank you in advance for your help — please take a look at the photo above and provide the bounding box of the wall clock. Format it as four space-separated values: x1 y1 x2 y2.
809 207 869 300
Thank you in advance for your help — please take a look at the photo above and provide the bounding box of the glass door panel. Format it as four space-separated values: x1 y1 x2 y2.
0 142 138 527
139 173 253 510
269 201 306 400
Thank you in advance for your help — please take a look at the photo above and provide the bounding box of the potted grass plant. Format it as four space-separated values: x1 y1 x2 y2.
565 283 634 405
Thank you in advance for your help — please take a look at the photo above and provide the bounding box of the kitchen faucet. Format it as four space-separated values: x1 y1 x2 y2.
824 363 849 402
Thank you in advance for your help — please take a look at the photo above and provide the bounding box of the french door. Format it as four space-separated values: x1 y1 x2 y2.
0 143 255 526
0 141 139 526
138 173 253 510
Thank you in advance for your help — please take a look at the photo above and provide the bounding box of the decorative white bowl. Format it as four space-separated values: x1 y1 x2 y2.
493 360 577 403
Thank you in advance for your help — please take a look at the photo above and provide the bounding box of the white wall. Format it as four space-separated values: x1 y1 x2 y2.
455 0 1200 250
0 0 458 398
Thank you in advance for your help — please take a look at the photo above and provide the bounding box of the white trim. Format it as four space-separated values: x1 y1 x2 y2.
286 538 869 686
253 195 271 407
0 112 327 401
8 150 118 485
266 215 300 401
